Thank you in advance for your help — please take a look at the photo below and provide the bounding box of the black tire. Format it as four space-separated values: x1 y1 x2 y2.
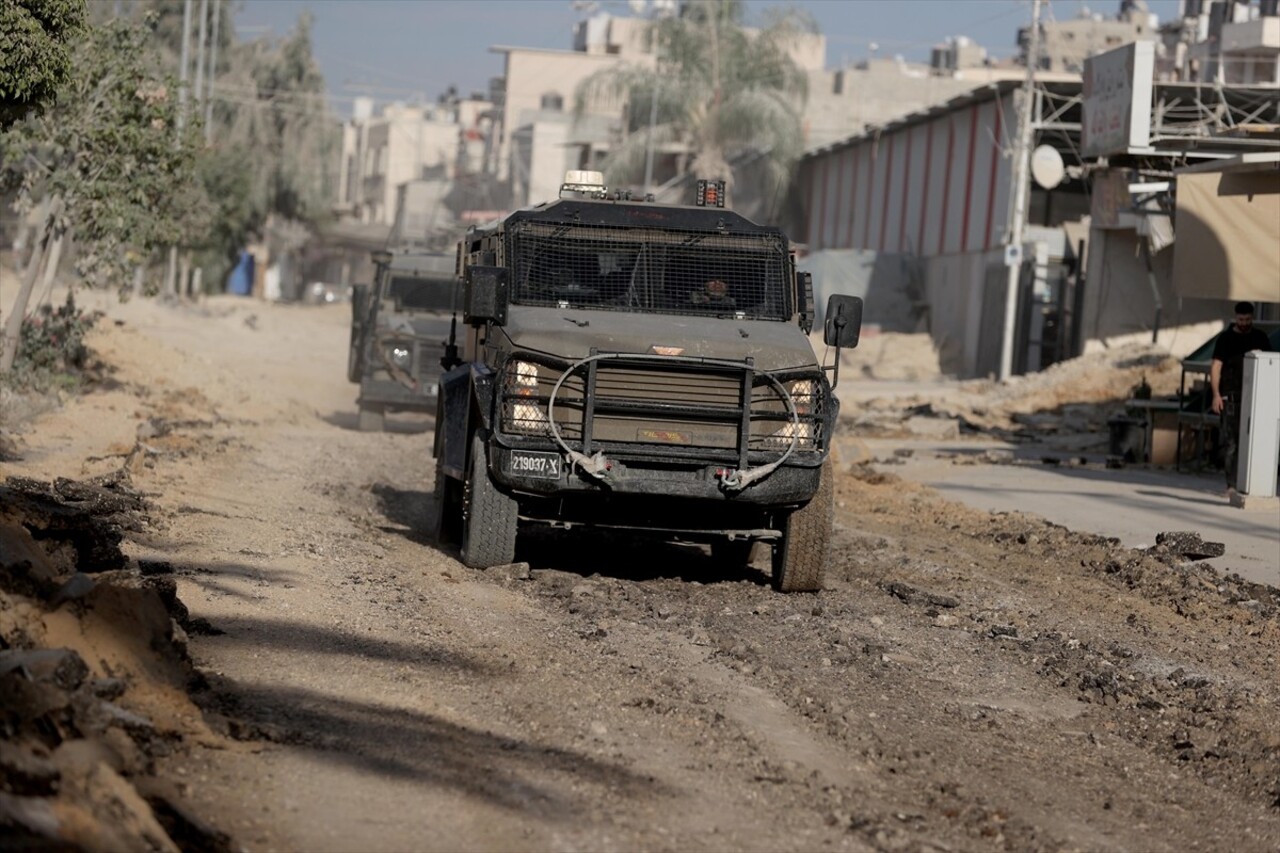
347 288 368 383
771 460 833 592
430 465 463 545
357 406 385 432
460 435 518 568
347 330 365 383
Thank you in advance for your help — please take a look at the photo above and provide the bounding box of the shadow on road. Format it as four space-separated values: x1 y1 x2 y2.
370 483 434 546
518 528 769 588
370 484 770 588
176 560 304 604
203 681 664 819
201 614 492 672
322 410 434 435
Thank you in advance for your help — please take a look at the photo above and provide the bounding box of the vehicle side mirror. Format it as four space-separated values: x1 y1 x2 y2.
464 265 509 326
823 294 862 349
797 271 814 335
351 283 369 318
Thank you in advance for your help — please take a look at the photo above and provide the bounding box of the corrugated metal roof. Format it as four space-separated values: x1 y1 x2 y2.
805 80 1025 159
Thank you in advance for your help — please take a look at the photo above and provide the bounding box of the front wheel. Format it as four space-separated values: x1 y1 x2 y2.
347 329 365 382
430 465 463 545
771 460 833 592
460 435 518 568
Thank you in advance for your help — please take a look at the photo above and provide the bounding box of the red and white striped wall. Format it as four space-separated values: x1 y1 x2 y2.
802 85 1018 259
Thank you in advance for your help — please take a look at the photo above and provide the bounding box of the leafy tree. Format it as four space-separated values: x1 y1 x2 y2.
0 0 86 128
134 1 337 290
0 13 207 374
576 0 812 215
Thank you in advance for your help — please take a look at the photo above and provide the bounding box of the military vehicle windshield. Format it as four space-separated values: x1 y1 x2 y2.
384 275 457 312
506 222 790 320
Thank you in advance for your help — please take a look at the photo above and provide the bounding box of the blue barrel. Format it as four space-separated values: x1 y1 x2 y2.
226 250 255 296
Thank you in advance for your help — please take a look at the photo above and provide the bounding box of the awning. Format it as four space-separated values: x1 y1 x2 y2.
1173 166 1280 302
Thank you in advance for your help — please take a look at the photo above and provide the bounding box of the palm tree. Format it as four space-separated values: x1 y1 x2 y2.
575 0 814 215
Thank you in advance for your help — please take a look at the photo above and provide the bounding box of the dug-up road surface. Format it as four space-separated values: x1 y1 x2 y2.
7 295 1279 852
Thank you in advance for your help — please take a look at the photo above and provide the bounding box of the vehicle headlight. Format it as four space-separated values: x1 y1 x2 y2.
510 360 539 393
765 420 814 448
505 360 549 434
786 379 816 415
386 345 412 369
509 402 550 433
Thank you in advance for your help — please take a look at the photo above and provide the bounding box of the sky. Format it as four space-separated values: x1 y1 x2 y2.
235 0 1183 116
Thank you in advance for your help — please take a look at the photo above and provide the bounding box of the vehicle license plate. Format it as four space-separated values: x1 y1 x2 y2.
508 450 562 480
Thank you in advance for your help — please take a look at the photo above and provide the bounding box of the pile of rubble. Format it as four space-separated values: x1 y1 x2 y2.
844 342 1182 449
0 475 229 851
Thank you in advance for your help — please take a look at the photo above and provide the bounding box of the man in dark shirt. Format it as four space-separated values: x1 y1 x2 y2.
1210 301 1273 490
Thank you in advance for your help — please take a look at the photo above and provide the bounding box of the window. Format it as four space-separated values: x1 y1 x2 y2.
507 222 790 320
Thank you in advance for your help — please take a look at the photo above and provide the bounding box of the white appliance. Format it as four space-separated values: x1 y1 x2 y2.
1237 350 1280 497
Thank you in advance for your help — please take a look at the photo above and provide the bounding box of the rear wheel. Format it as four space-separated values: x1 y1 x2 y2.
460 435 518 568
347 288 368 382
771 460 833 592
357 406 384 432
347 330 365 382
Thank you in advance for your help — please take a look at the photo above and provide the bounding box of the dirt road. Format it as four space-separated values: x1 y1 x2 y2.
5 295 1278 851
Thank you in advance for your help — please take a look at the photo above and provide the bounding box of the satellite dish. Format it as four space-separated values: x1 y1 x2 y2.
1031 145 1065 190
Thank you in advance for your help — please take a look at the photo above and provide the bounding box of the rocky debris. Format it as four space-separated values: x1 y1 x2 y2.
0 427 22 462
0 474 222 851
1 473 151 575
879 580 960 610
0 648 91 690
1154 530 1227 561
903 415 960 440
845 343 1181 445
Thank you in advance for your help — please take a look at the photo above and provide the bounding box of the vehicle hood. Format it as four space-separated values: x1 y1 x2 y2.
495 306 818 373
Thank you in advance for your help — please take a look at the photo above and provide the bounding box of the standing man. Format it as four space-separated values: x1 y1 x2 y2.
1209 301 1273 491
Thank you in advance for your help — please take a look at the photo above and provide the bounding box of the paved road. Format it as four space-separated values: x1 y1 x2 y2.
850 436 1279 588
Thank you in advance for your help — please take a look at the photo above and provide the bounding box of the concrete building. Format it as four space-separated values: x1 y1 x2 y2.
489 13 661 205
798 79 1098 379
490 10 826 209
1019 1 1158 73
798 29 1279 380
1159 0 1280 84
336 93 495 229
489 44 637 205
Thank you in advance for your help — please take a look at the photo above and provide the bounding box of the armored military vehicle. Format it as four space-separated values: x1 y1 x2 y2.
348 250 459 431
432 173 862 591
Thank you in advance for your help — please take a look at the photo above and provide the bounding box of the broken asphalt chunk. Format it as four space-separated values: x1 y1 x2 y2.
1154 531 1226 561
879 580 960 609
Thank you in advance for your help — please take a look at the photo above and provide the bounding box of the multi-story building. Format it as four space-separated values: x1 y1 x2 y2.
797 1 1278 380
335 92 495 229
1160 0 1280 84
1019 0 1158 73
490 10 827 209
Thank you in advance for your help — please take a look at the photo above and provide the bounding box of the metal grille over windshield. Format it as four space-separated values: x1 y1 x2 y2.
506 222 790 320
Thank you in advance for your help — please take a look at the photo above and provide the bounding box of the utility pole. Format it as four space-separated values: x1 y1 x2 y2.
998 0 1041 382
642 81 659 196
204 0 221 143
193 0 209 134
165 0 193 297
